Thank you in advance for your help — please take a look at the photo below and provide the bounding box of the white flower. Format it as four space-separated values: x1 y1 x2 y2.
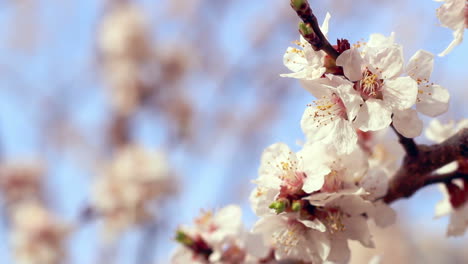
406 50 450 117
10 202 70 264
336 33 418 134
98 3 149 62
255 142 330 201
390 50 451 138
172 205 272 264
92 145 175 239
303 190 378 263
301 75 363 154
252 214 330 263
301 142 368 193
281 13 331 80
436 0 467 56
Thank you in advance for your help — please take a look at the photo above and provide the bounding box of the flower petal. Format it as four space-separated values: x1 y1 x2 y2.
392 109 423 138
367 45 404 79
416 84 450 117
336 48 363 82
354 99 392 131
382 76 418 110
406 50 434 81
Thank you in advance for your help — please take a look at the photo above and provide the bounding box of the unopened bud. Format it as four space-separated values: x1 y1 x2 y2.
298 22 314 37
292 201 302 212
291 0 307 11
175 230 194 246
269 200 288 214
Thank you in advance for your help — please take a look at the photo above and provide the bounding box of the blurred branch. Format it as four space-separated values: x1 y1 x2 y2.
384 128 468 203
290 0 339 59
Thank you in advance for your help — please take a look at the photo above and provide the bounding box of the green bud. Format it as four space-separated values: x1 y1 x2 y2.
175 230 194 246
299 22 313 36
292 201 302 212
269 200 287 214
291 0 306 10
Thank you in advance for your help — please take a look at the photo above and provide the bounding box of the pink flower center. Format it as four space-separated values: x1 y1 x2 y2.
321 170 343 193
279 171 307 197
356 68 383 99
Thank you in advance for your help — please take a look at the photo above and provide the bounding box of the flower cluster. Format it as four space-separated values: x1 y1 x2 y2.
171 3 468 263
98 2 152 115
172 205 275 264
92 145 176 240
10 202 70 264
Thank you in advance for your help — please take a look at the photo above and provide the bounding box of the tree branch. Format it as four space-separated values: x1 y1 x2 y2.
290 0 339 60
423 171 468 187
384 128 468 203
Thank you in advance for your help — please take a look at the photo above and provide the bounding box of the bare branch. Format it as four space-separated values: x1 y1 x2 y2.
384 128 468 203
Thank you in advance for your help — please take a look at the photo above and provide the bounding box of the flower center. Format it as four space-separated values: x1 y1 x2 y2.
323 209 346 233
308 93 347 126
356 68 383 99
322 170 343 193
272 219 304 253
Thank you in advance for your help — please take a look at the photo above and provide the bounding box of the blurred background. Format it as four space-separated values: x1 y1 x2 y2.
0 0 467 263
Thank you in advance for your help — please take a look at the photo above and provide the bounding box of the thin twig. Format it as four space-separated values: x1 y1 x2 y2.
290 0 339 60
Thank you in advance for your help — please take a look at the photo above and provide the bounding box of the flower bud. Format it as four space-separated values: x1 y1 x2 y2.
291 200 302 212
291 0 307 11
269 199 288 214
175 230 194 246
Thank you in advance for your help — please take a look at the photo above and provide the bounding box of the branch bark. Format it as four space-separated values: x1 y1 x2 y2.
384 128 468 203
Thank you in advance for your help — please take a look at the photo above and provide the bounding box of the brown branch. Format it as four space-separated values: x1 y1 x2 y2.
290 0 339 60
423 171 468 187
390 123 419 156
384 128 468 203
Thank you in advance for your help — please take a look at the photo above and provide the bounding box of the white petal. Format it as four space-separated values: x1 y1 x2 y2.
336 48 363 82
368 45 404 79
332 119 358 154
354 99 392 131
326 235 350 263
371 202 396 228
406 50 434 81
301 107 337 142
300 218 327 232
302 166 329 193
392 109 423 138
366 33 395 49
335 82 364 121
282 47 308 73
382 76 418 110
321 12 331 37
416 84 450 117
343 216 374 248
